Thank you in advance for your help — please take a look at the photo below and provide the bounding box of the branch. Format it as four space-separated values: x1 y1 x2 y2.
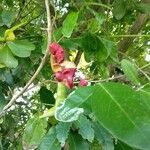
0 0 52 117
118 13 149 53
118 0 150 54
74 51 83 66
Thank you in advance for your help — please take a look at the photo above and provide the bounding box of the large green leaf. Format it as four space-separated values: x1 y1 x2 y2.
92 83 150 150
56 83 150 150
38 127 61 150
121 59 140 85
7 40 35 57
75 115 94 142
22 115 47 149
62 11 78 38
115 141 137 150
68 133 90 150
113 0 126 20
56 122 71 147
0 45 18 68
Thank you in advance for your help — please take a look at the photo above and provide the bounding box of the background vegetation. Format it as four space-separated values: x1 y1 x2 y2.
0 0 150 149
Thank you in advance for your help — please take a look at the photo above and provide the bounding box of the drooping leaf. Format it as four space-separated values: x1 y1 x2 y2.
68 133 90 150
22 115 47 149
92 83 150 150
56 122 72 147
0 91 6 112
113 0 126 20
0 45 18 68
38 127 61 150
1 10 16 27
92 122 114 150
75 115 94 142
62 11 79 38
121 59 140 85
7 40 35 57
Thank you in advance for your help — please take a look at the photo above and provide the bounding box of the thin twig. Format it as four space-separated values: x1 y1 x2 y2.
110 34 150 38
0 0 52 117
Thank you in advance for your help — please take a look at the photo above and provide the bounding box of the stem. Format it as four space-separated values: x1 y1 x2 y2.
40 82 67 118
110 34 150 38
55 82 67 107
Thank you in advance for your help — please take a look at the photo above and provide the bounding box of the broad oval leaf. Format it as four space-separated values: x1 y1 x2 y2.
38 127 61 150
56 122 71 147
113 0 126 20
7 40 35 57
23 115 47 149
121 59 140 85
0 45 18 68
75 115 94 142
62 11 78 38
55 83 150 150
92 83 150 150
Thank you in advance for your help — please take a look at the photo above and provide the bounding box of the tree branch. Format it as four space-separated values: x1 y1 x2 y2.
118 0 150 54
118 14 149 53
0 0 52 117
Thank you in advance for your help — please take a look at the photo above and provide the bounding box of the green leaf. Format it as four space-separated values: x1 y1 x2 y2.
22 115 47 149
7 40 35 57
92 122 114 150
115 141 138 150
0 45 18 68
92 83 150 150
113 0 126 20
75 115 94 142
55 87 94 122
69 133 90 150
38 127 61 150
88 18 101 33
1 10 16 27
62 11 79 38
39 87 55 106
56 122 71 147
0 92 6 112
136 3 150 14
121 59 140 85
56 82 150 150
81 33 108 62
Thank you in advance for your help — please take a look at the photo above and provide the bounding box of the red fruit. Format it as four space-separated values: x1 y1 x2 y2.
79 78 88 86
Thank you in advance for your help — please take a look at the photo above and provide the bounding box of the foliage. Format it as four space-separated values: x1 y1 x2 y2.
0 0 150 150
